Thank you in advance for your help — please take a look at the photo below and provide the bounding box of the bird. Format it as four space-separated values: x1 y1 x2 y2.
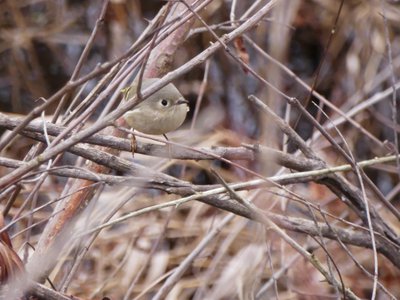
123 78 189 135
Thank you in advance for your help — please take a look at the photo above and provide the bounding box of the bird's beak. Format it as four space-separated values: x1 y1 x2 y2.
176 98 189 105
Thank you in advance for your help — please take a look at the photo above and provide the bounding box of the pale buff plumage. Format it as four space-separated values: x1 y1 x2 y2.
123 78 189 135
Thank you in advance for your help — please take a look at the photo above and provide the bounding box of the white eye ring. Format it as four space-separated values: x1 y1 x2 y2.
161 99 169 107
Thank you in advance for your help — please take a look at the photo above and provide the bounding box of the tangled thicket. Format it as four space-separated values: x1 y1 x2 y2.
1 0 400 299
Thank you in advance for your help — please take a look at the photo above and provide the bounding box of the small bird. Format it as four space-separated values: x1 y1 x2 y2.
123 78 189 135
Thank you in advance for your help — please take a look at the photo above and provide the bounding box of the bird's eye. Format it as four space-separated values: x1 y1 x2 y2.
161 99 169 107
